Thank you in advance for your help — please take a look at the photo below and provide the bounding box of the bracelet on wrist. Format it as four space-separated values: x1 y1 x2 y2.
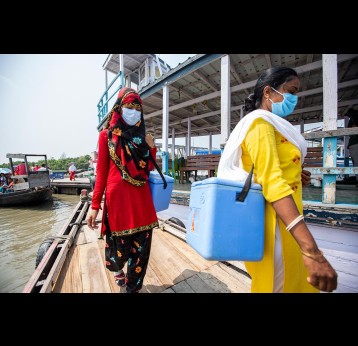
286 214 305 232
301 249 326 262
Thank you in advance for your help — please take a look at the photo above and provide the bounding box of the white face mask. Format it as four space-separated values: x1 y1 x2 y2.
122 108 142 126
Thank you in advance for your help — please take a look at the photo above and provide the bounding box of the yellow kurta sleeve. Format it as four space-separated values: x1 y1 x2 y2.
242 118 293 203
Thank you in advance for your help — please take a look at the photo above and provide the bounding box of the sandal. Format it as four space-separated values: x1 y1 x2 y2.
114 272 126 287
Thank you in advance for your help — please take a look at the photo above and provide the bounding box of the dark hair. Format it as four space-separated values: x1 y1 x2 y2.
345 108 358 119
244 67 299 113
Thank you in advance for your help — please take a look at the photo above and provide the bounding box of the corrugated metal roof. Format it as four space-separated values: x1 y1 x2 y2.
139 54 358 138
98 54 358 139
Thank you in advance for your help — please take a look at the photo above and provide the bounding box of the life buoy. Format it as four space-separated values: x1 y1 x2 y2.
35 239 53 268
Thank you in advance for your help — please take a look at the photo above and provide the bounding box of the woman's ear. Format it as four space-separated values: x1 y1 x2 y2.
263 85 271 100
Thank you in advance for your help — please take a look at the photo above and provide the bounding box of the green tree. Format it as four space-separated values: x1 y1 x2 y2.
0 154 93 171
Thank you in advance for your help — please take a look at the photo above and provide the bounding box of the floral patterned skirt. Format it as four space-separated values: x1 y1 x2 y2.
104 216 153 293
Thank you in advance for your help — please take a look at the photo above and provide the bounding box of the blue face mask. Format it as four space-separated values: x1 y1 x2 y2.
269 87 298 117
122 107 142 126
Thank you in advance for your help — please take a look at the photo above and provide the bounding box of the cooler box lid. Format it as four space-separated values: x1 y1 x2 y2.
148 172 175 184
191 177 262 191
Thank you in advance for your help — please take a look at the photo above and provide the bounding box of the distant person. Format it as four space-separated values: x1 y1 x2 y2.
33 164 41 171
5 178 14 192
15 163 27 175
0 173 7 193
5 173 11 185
86 87 158 293
15 177 25 183
0 173 7 186
38 164 48 171
68 163 77 181
218 66 337 293
89 154 98 190
89 168 96 191
346 109 358 186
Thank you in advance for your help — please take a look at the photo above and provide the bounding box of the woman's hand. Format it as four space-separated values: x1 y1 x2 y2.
86 209 99 230
272 195 338 293
301 167 311 186
302 254 338 292
145 133 155 148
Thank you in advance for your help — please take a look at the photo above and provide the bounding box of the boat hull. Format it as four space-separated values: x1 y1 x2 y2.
0 188 53 207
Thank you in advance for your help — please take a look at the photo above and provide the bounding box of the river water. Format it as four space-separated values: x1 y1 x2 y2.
0 194 80 293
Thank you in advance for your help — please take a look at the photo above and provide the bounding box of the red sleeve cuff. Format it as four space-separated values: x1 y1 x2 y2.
91 205 102 211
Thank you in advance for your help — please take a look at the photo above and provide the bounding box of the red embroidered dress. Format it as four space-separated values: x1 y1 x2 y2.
91 88 159 236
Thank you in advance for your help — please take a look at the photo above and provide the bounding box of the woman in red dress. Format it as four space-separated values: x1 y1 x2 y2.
86 87 158 293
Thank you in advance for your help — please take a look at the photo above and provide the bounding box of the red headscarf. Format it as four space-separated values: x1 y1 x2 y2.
106 87 151 187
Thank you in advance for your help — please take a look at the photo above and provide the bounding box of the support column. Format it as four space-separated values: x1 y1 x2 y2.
171 127 176 161
145 59 149 86
187 119 191 156
220 55 231 148
344 116 350 178
322 54 338 204
171 127 176 180
104 70 109 115
162 84 169 174
240 106 244 120
126 74 132 88
209 132 213 154
300 119 304 134
185 136 189 158
119 54 124 87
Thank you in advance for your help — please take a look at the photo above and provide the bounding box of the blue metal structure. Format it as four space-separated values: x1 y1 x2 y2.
97 72 124 124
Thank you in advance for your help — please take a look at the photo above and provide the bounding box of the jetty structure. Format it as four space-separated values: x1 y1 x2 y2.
97 54 358 220
23 54 358 293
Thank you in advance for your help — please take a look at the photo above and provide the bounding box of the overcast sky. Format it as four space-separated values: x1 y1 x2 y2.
0 54 196 164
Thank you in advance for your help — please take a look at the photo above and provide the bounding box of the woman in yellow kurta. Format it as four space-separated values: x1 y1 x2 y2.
218 67 337 293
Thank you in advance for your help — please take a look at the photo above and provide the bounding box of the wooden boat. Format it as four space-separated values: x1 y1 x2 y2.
0 187 52 207
0 153 53 207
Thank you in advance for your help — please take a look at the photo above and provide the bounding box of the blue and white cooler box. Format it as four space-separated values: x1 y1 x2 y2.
148 172 175 212
187 177 265 261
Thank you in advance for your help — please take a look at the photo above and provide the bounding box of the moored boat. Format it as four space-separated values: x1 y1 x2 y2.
0 153 53 207
0 187 52 207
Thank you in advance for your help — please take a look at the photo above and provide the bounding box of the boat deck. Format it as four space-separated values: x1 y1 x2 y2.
53 217 251 293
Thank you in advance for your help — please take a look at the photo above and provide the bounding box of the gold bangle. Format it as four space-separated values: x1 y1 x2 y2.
301 249 326 262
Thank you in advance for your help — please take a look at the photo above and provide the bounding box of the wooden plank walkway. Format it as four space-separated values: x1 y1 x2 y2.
52 214 251 293
157 204 358 293
52 202 357 293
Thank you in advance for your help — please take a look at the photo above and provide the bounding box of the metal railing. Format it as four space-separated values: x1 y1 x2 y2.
302 127 358 205
97 72 123 123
